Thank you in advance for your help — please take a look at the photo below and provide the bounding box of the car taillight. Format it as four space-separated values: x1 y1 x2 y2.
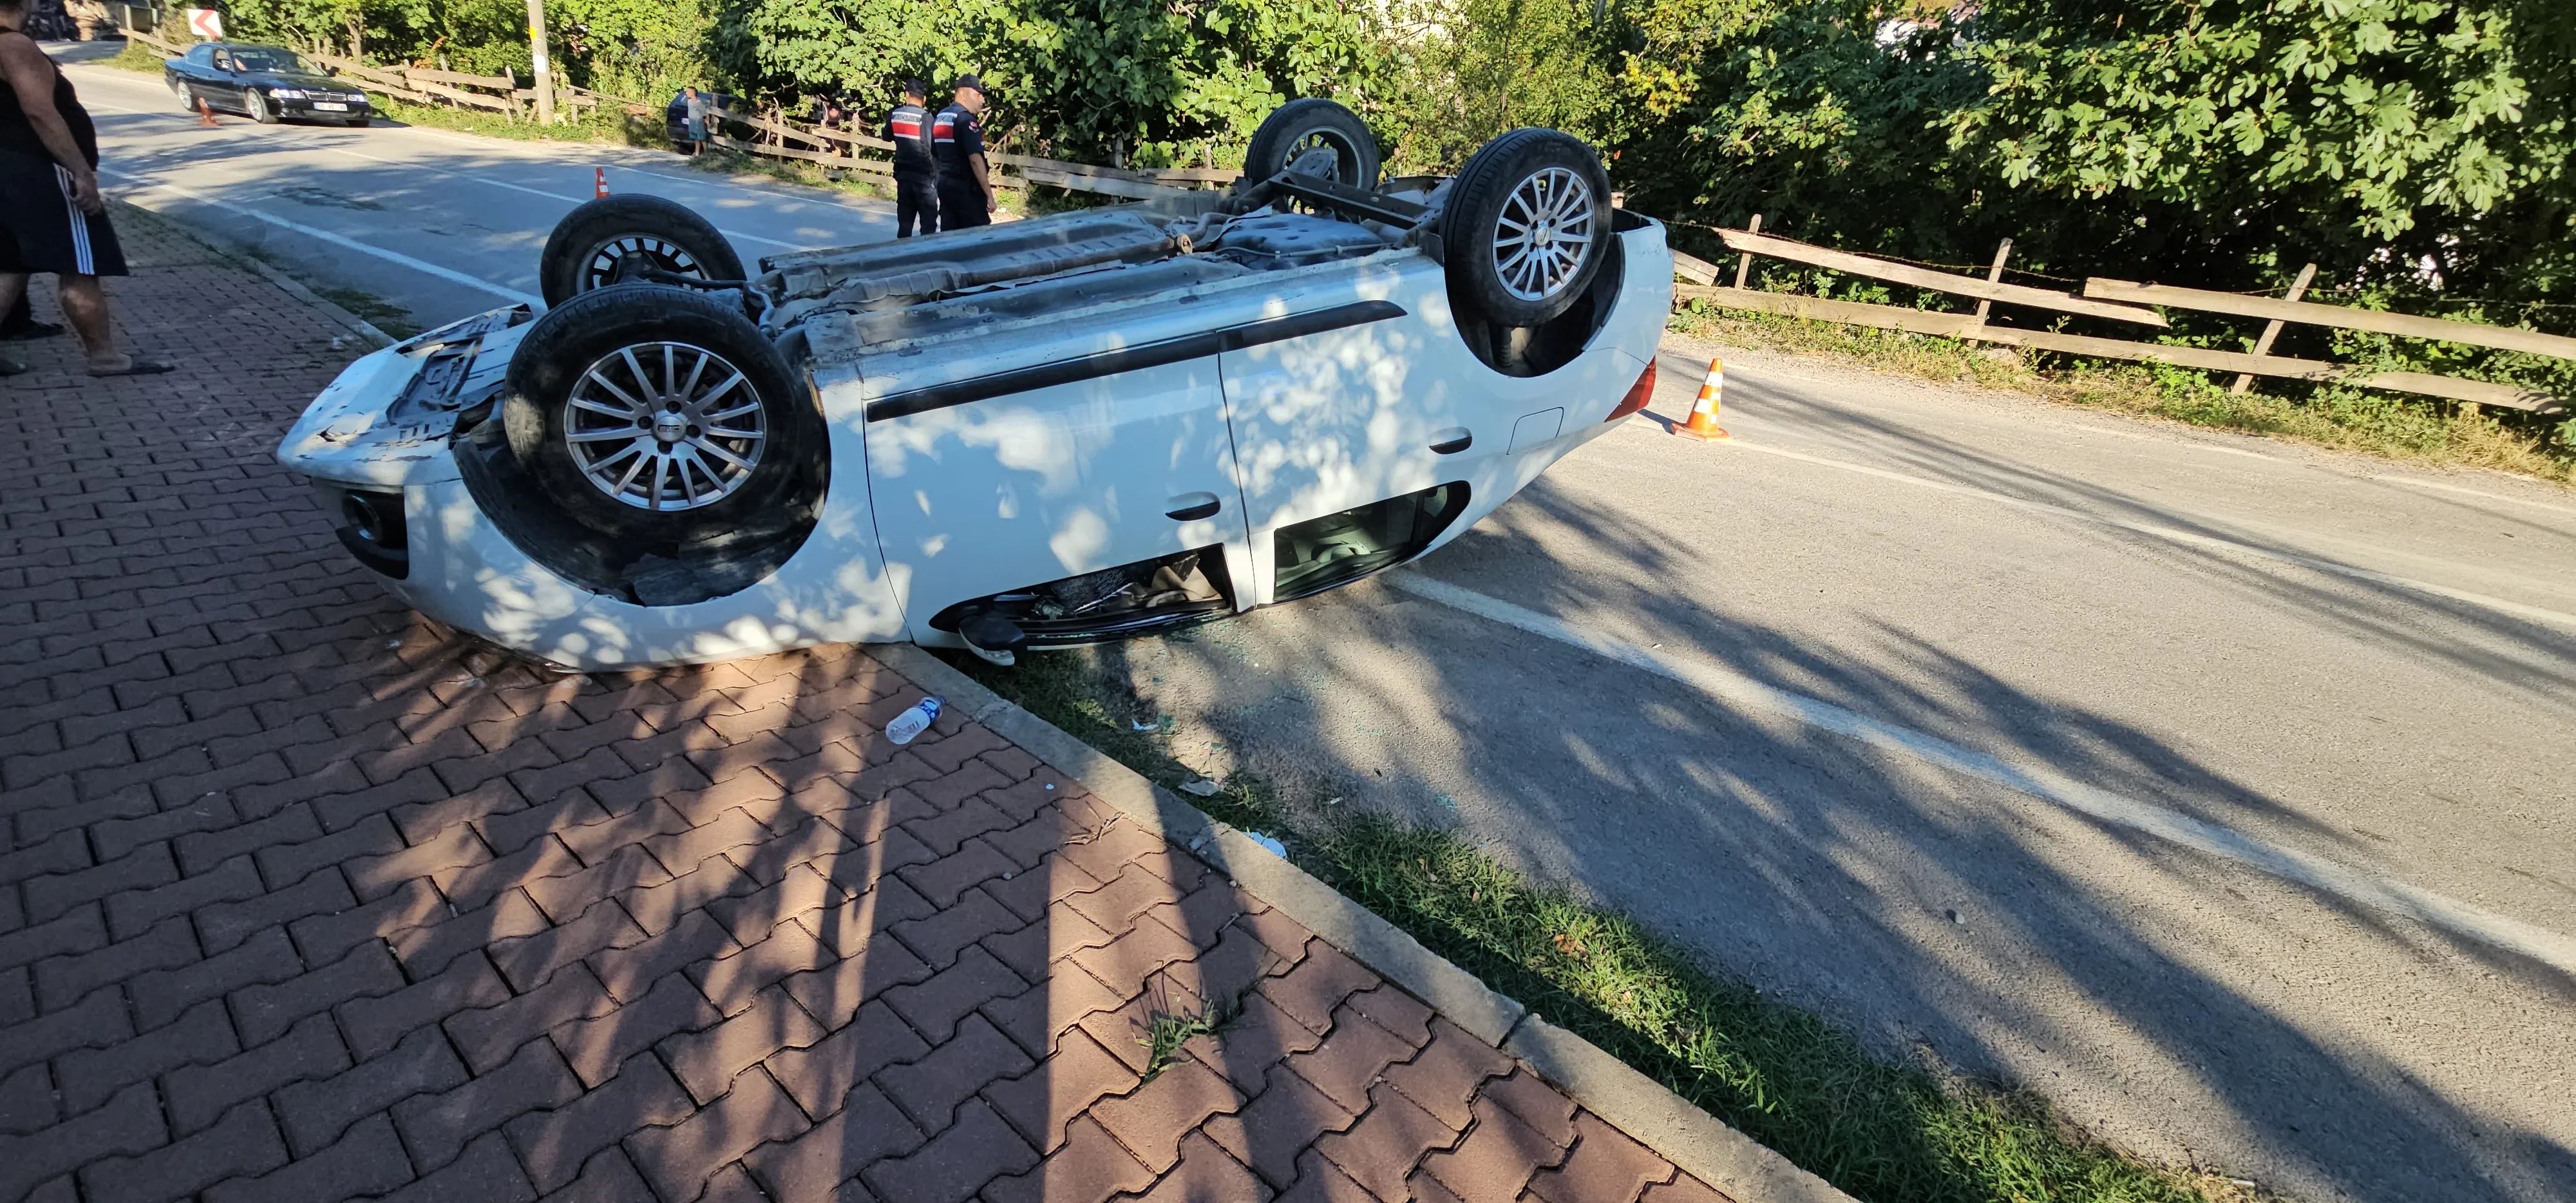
1605 360 1655 422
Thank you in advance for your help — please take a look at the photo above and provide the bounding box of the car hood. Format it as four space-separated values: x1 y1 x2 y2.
243 70 352 91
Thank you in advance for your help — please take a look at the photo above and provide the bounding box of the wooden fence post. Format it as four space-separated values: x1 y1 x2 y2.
2230 262 2318 394
1972 239 2012 323
1733 214 1761 290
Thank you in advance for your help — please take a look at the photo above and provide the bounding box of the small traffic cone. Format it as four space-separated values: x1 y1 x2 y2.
594 167 610 198
1675 357 1730 441
196 97 219 128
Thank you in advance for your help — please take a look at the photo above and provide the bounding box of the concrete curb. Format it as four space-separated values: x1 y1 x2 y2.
874 643 1856 1203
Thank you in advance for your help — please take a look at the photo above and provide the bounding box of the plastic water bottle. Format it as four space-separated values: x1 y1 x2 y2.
885 696 942 745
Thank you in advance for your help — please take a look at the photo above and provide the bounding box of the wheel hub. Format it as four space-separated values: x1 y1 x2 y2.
582 236 705 294
1491 166 1595 303
562 341 766 512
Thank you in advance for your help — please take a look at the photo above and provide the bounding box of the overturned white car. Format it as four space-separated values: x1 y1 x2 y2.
278 101 1673 670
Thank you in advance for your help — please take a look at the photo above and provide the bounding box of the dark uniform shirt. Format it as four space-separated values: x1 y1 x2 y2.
931 102 983 175
887 102 935 178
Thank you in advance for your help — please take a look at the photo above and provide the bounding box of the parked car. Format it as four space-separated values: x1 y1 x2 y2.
276 100 1672 670
164 42 374 126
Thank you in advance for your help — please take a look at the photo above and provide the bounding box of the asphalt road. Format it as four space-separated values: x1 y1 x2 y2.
60 50 893 326
1135 347 2576 1203
55 45 2576 1202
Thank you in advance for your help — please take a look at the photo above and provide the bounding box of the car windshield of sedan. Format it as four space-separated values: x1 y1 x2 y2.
224 48 314 74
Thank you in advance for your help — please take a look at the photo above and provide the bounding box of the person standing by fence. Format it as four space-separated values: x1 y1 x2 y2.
931 73 994 230
0 0 167 377
887 79 937 238
681 86 706 155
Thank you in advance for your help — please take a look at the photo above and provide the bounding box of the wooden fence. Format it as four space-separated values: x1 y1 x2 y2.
694 104 1221 201
1672 220 2569 415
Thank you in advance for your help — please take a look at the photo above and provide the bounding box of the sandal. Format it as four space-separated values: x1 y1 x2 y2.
1 320 64 342
87 358 177 377
0 355 25 377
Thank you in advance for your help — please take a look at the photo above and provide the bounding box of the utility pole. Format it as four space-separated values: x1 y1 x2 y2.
525 0 555 125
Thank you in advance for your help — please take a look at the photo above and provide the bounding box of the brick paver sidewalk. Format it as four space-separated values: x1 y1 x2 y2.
1 217 1732 1202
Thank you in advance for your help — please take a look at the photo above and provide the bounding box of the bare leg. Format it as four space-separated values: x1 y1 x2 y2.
53 274 128 371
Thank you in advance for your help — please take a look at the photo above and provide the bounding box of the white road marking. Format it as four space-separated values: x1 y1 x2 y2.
100 167 545 307
1718 437 2576 630
84 94 811 252
2367 473 2576 516
1392 571 2576 977
285 142 808 249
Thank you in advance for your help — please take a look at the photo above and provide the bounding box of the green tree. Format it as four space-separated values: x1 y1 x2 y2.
1946 0 2575 299
1381 0 1612 174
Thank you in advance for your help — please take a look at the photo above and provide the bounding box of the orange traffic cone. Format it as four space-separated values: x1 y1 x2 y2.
594 167 609 198
1675 357 1730 441
196 97 219 128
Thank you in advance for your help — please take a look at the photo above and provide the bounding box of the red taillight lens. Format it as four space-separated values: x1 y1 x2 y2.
1605 360 1656 422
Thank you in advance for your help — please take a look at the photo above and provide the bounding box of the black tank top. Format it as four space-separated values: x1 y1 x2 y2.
0 32 100 166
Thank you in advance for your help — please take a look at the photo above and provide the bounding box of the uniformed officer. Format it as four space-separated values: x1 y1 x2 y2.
931 73 995 229
886 79 938 238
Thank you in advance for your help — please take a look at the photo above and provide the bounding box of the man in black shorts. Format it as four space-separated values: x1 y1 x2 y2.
0 0 167 377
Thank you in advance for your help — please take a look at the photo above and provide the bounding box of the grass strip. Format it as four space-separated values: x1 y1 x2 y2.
1670 302 2575 487
945 646 2266 1203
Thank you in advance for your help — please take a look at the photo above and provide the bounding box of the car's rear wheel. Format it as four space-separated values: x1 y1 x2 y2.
538 195 746 308
502 284 820 545
1441 129 1613 328
1244 99 1381 189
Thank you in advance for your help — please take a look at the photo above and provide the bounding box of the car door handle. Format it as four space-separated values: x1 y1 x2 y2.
1166 494 1222 521
1429 431 1473 455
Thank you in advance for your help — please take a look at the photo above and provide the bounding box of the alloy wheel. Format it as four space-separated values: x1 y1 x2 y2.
561 341 766 511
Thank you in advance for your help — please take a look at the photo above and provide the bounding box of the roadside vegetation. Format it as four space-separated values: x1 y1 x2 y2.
1672 301 2576 485
943 646 2275 1203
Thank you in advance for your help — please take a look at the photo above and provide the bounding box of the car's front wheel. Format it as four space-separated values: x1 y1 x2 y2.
245 90 278 124
538 195 746 308
502 284 821 545
1441 128 1613 328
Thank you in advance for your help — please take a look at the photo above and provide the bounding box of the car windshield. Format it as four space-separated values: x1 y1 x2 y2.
225 48 314 73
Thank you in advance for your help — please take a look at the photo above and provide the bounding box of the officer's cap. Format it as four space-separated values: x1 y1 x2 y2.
952 73 985 95
903 78 927 96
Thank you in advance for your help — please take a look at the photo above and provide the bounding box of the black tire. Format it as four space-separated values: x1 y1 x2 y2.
1244 99 1380 189
502 284 821 545
245 90 277 124
1440 128 1613 328
538 194 747 308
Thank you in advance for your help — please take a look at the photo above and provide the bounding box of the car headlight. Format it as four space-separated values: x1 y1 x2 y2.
270 88 307 100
